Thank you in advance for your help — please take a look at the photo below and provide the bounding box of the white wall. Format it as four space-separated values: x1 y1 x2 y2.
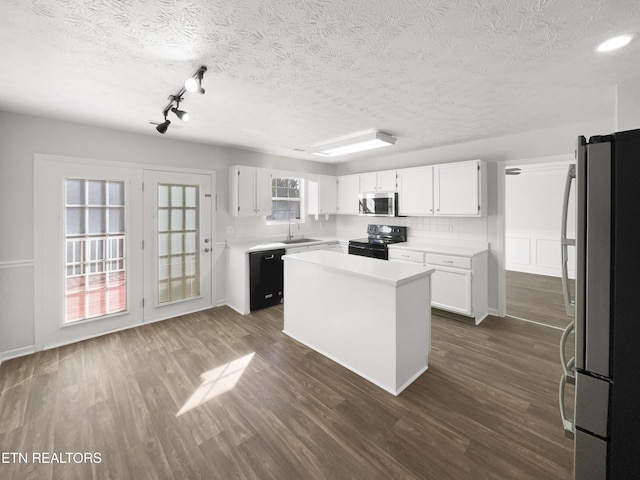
617 78 640 131
505 162 575 277
0 111 335 361
336 215 488 243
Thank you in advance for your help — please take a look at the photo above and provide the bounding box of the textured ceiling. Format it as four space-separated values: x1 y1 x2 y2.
0 0 638 163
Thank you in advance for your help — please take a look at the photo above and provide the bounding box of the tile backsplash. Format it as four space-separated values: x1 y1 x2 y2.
336 215 488 242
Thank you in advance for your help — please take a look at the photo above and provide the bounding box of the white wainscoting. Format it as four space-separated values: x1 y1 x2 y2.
506 233 576 278
0 260 36 364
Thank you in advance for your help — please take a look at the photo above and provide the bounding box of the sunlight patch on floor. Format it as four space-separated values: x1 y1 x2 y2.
177 352 255 416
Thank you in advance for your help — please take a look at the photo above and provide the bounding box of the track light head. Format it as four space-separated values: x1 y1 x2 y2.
156 116 170 134
171 107 190 121
185 66 207 94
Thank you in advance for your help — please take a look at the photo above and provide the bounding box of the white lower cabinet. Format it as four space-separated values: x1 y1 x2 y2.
426 252 488 324
429 267 472 316
388 247 488 325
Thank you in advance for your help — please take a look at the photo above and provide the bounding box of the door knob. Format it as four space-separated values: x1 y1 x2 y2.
203 248 210 253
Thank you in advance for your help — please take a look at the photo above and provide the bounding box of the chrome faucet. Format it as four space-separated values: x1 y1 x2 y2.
288 218 300 240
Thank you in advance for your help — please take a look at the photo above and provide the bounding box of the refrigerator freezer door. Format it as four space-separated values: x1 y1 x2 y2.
575 372 610 438
584 141 612 378
575 430 607 480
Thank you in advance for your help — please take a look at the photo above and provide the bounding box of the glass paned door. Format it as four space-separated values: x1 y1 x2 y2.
144 170 213 322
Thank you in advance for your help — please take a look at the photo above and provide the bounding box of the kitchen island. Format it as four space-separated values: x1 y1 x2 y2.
283 250 434 395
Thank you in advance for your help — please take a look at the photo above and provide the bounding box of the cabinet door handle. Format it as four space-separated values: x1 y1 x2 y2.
443 260 453 264
265 254 274 260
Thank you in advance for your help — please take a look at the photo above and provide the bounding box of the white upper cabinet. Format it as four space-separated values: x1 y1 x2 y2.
336 174 360 215
308 174 337 215
397 166 434 216
359 170 396 193
434 160 486 216
229 165 273 216
255 168 273 215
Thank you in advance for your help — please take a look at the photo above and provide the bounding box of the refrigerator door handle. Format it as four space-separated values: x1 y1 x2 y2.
559 372 575 433
560 321 575 376
561 164 576 317
559 321 575 433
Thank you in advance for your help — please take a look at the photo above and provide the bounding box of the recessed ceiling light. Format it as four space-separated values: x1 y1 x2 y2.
596 34 634 53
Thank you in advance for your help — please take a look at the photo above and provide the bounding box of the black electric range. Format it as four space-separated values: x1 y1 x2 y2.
348 224 407 260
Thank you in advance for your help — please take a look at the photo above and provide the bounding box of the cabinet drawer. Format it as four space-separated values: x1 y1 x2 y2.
426 253 471 269
389 249 425 264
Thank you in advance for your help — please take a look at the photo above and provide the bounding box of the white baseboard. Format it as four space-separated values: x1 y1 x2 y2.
0 345 36 366
507 262 575 279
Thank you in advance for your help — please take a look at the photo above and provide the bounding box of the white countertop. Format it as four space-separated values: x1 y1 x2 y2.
226 234 487 256
283 250 433 286
389 240 488 257
227 236 338 253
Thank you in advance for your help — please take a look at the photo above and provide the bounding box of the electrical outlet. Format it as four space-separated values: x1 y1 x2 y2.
226 226 234 235
447 225 453 232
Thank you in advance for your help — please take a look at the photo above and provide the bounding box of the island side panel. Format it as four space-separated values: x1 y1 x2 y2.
226 247 250 315
394 274 431 394
283 257 398 394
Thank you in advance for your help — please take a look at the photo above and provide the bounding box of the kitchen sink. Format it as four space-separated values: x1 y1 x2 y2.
281 238 319 244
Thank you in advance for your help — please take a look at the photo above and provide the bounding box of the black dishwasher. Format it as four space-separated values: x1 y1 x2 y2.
249 249 285 311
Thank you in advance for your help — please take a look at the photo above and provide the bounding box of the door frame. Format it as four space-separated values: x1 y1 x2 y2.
34 153 216 351
496 153 573 317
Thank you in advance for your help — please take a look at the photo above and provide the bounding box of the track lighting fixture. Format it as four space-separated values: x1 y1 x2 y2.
154 65 206 134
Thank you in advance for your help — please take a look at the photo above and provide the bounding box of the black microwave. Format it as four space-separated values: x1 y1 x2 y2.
358 192 398 217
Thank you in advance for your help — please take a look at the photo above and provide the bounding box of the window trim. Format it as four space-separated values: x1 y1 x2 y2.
266 175 306 225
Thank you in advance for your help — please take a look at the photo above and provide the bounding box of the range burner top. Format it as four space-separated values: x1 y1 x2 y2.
348 224 407 260
349 236 405 246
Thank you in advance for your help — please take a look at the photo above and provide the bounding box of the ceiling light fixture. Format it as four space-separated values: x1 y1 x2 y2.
154 65 206 134
596 34 635 52
310 131 397 157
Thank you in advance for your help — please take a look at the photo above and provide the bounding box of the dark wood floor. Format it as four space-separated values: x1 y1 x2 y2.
506 270 575 329
0 305 573 479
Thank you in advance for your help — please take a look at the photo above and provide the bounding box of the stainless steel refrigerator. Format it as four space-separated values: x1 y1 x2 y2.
559 128 640 479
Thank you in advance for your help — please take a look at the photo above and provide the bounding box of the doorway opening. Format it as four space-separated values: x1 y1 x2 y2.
502 158 575 330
